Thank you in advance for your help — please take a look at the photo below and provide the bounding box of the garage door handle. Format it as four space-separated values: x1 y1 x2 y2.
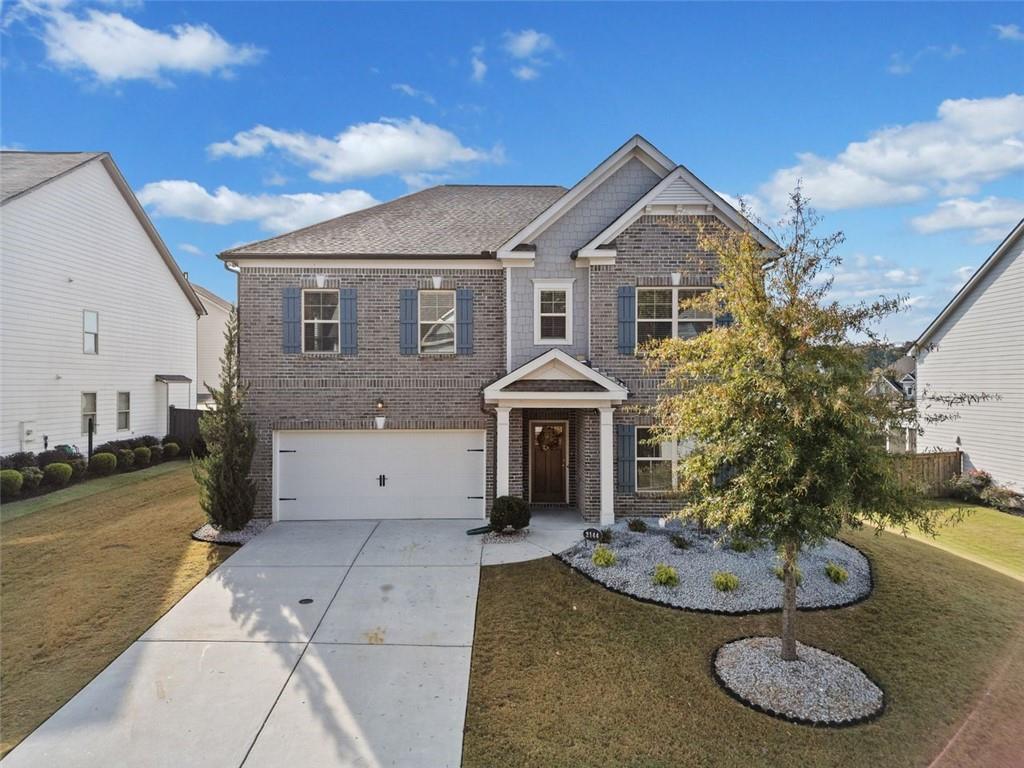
466 448 484 452
378 474 387 487
279 449 297 454
467 496 483 499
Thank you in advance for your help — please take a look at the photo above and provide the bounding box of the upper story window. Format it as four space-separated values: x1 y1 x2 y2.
83 310 99 354
636 427 694 492
81 392 97 434
302 290 339 353
636 288 714 347
533 279 574 345
419 290 456 354
117 392 131 431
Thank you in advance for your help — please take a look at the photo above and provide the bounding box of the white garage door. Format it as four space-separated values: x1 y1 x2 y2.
274 430 486 520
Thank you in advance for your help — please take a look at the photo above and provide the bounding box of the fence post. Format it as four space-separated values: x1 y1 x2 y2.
87 417 94 458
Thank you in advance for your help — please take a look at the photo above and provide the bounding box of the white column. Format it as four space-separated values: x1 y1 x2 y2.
496 406 511 497
599 407 614 525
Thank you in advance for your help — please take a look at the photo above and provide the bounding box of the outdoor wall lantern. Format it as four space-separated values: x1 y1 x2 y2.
315 273 327 288
375 398 386 430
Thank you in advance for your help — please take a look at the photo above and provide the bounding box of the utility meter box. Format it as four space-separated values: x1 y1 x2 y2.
19 421 38 451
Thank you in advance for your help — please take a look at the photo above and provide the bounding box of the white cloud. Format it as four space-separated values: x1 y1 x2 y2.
15 2 262 84
758 93 1024 211
178 242 203 256
952 265 976 290
994 23 1024 41
470 45 486 82
392 83 435 105
137 180 378 232
824 253 926 303
887 44 964 76
910 196 1024 242
208 117 502 185
512 65 539 81
503 29 555 59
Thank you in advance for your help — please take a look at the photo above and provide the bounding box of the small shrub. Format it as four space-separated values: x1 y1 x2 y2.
19 466 43 490
980 484 1024 513
117 448 135 470
728 536 754 553
149 444 164 463
89 452 117 476
627 518 648 533
1 451 37 470
133 446 152 467
946 468 993 503
43 462 73 487
652 563 679 587
597 528 613 544
67 457 87 480
1 469 24 498
163 442 181 459
772 564 803 585
490 495 530 532
825 562 848 584
37 446 75 468
712 571 740 592
162 434 177 445
670 533 689 550
139 435 160 448
592 545 617 567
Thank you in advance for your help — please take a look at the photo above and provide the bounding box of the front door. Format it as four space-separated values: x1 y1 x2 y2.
530 421 567 503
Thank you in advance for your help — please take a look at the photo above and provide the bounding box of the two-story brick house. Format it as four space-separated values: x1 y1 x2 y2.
221 136 773 524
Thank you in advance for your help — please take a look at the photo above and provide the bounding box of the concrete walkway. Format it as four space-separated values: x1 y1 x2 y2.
3 514 587 768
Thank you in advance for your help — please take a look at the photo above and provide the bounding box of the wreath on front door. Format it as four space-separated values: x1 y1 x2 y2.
537 425 561 452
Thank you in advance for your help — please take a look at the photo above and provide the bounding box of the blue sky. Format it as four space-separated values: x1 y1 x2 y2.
2 1 1022 341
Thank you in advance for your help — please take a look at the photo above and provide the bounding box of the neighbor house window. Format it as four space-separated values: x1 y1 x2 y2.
533 279 574 344
83 310 99 354
636 288 714 347
302 290 339 352
636 427 694 492
117 392 130 431
418 290 456 354
81 392 97 434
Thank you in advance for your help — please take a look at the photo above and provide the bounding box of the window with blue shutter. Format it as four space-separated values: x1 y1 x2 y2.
615 423 636 493
617 286 636 354
399 289 418 354
282 287 301 354
340 288 357 355
456 288 474 355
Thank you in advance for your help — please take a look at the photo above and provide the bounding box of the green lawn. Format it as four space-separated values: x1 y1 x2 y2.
899 501 1024 581
0 463 233 757
465 525 1024 768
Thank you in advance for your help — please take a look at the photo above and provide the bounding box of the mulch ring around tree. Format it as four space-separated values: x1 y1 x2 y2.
191 519 270 547
713 636 885 726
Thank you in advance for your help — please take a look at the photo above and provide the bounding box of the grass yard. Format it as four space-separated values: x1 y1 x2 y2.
0 463 233 757
464 527 1024 768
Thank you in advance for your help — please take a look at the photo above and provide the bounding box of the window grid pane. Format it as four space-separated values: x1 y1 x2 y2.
82 393 97 434
637 290 673 320
540 315 566 340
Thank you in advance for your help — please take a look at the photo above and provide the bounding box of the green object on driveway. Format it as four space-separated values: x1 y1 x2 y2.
466 525 493 536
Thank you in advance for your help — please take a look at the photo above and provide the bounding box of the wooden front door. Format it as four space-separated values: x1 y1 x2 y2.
530 421 567 503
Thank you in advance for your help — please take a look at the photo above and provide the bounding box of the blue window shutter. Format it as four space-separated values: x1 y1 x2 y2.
340 288 357 355
399 288 418 355
456 288 473 355
616 424 636 493
282 287 301 354
617 286 636 354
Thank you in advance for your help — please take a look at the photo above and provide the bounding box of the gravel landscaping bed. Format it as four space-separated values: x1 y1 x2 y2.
191 519 270 546
557 519 870 613
714 636 884 725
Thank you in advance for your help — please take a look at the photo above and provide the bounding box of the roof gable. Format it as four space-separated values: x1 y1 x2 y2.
1 152 103 204
484 349 628 403
496 135 675 260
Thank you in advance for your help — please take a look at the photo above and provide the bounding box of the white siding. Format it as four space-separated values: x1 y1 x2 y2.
197 295 232 397
0 160 197 454
916 234 1024 489
651 174 705 205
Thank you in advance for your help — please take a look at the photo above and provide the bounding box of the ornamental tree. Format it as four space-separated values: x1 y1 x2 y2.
644 190 937 661
192 307 257 531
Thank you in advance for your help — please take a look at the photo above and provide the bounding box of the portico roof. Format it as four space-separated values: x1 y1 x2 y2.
483 349 628 406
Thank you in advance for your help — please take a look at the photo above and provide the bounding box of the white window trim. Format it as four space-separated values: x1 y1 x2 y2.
301 288 340 354
532 278 574 345
81 391 97 435
635 427 692 493
418 289 457 355
83 310 99 355
116 391 131 432
635 287 714 351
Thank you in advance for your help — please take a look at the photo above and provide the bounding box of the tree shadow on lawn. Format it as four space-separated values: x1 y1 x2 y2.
463 528 1024 768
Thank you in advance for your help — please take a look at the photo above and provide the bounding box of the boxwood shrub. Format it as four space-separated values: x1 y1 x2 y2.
43 462 73 487
19 466 43 490
149 444 164 463
1 469 24 498
89 452 117 476
490 495 530 532
1 451 37 470
162 442 181 459
117 448 135 470
133 446 152 467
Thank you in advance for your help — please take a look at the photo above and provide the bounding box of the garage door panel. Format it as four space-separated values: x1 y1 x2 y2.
275 430 485 520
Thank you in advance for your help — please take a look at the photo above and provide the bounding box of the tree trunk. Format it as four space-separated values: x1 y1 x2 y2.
781 540 799 661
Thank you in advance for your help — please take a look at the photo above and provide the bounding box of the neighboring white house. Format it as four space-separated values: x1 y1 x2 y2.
191 283 233 409
0 151 206 455
912 219 1024 490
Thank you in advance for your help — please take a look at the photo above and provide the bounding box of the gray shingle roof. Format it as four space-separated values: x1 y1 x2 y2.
221 184 567 258
1 151 104 204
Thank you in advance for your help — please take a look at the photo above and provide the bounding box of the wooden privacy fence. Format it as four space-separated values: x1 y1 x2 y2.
168 406 203 449
891 450 962 497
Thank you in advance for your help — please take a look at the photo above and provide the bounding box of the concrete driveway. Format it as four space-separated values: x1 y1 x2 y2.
3 515 586 768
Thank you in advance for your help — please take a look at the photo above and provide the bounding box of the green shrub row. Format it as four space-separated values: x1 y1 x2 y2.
0 434 193 473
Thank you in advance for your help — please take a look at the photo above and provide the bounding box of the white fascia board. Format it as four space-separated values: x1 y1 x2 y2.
486 395 623 409
495 136 675 259
483 348 628 398
233 258 504 270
